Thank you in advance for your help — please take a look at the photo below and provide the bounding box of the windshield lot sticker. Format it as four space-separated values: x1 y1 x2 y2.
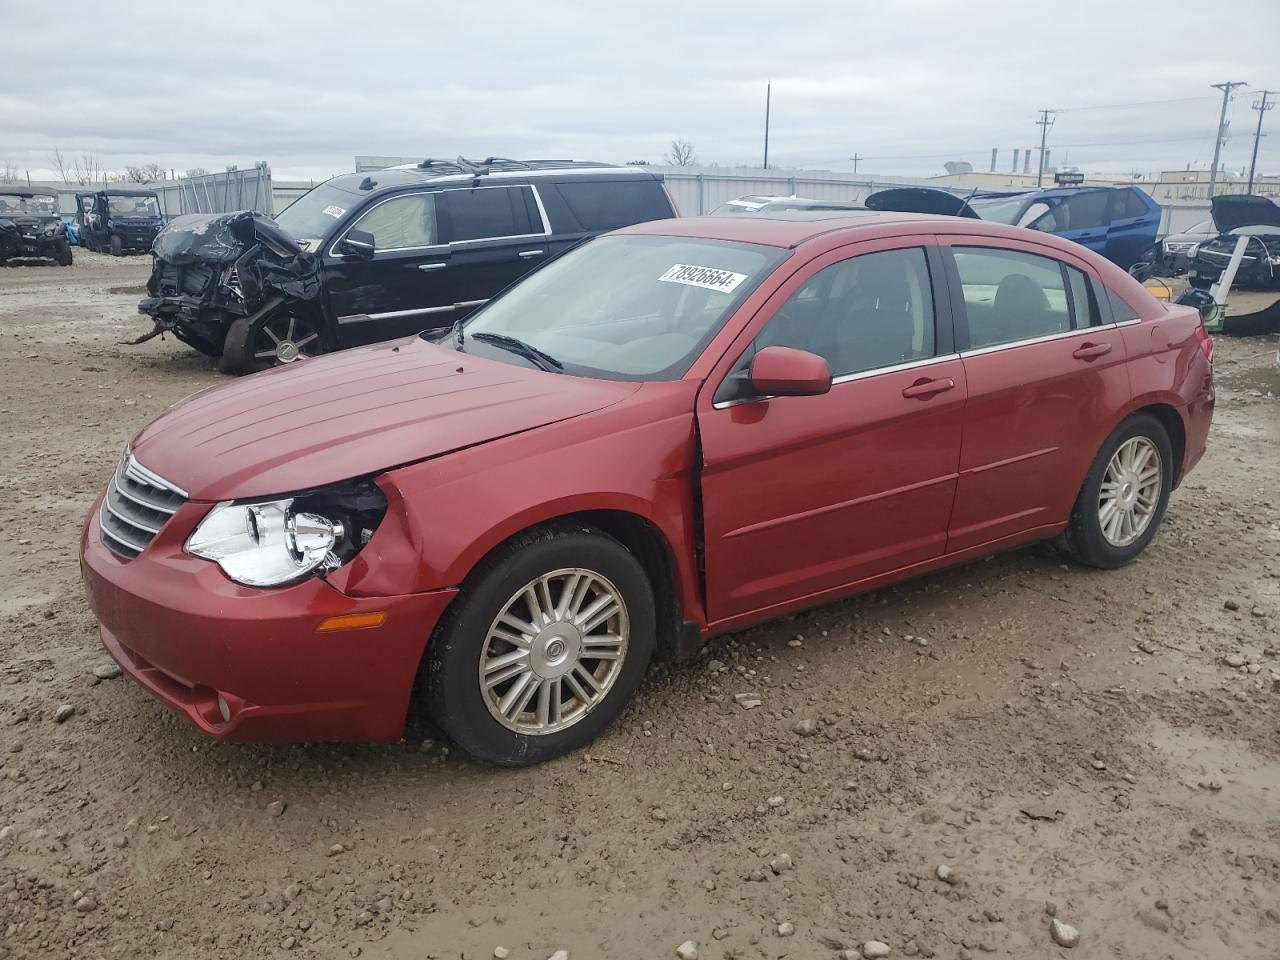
658 264 748 293
322 205 346 218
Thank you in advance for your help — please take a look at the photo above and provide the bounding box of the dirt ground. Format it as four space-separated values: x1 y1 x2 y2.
0 251 1277 960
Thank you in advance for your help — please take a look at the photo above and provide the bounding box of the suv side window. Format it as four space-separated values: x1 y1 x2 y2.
757 247 936 378
1121 188 1150 219
954 247 1072 348
555 180 672 231
1064 191 1111 230
353 193 438 251
447 186 538 242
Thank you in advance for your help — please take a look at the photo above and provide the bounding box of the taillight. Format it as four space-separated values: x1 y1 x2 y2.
1194 322 1214 365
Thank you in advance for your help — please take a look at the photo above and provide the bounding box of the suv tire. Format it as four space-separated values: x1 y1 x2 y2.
1058 413 1173 569
219 310 327 375
109 235 122 257
423 521 656 765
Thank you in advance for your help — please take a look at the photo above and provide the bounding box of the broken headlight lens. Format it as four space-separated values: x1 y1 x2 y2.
185 479 386 587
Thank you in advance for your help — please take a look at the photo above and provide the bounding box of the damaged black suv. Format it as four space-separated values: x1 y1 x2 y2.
136 158 677 373
0 191 72 266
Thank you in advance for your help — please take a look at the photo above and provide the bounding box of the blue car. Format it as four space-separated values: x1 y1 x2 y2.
865 185 1161 271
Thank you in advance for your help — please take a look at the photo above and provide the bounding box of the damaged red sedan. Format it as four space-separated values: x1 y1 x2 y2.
81 212 1214 765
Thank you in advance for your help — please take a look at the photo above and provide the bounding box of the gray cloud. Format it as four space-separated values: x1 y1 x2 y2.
4 0 1278 181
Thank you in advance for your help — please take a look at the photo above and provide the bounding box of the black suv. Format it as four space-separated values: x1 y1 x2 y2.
76 189 164 255
137 158 678 373
0 190 72 266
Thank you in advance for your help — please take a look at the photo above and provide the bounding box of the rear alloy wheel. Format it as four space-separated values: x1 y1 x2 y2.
1058 414 1173 569
424 522 655 765
219 311 326 374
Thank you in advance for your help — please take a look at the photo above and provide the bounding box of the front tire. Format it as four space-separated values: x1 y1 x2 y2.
109 234 122 256
218 309 327 374
55 241 72 266
1058 414 1173 569
423 521 656 765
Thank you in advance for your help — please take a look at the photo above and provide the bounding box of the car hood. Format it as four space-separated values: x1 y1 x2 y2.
1210 195 1280 233
863 187 982 218
129 338 640 501
153 210 304 264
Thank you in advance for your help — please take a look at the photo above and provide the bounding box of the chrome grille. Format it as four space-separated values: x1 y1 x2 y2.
99 452 188 560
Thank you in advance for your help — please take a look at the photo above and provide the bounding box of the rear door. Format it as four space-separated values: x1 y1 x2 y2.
1030 190 1111 257
941 238 1129 552
1104 188 1161 269
324 190 456 345
436 184 550 319
698 239 966 625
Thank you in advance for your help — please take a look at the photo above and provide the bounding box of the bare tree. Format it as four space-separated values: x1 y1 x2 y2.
50 149 111 185
123 163 168 183
49 148 73 183
665 139 697 167
0 159 19 183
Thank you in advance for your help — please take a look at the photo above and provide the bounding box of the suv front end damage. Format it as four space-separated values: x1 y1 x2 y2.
136 211 321 357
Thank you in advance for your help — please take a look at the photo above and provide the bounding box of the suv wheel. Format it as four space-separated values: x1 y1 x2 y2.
1058 413 1173 569
423 521 656 765
109 235 122 256
219 310 326 374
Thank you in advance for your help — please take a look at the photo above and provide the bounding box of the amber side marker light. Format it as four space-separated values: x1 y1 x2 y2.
317 612 387 633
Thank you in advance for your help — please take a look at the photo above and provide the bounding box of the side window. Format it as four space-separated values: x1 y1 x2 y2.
1122 188 1151 219
756 247 935 378
1104 285 1140 322
447 186 538 242
1064 266 1100 328
555 180 672 231
1064 191 1111 230
1027 199 1068 232
352 193 438 251
953 247 1071 348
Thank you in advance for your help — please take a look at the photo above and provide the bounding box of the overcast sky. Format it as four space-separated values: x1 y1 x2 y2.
4 0 1279 183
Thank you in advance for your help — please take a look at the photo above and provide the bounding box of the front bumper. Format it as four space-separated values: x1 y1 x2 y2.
81 495 456 742
12 233 64 257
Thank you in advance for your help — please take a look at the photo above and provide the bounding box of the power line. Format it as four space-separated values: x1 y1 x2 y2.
1054 94 1219 113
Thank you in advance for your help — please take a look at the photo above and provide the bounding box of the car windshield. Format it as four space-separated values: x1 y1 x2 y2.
967 196 1032 225
274 184 360 243
108 195 159 217
455 234 787 381
0 194 58 216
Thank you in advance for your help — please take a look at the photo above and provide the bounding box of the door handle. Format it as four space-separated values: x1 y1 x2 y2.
901 377 956 399
417 262 448 272
1072 342 1113 360
518 249 546 260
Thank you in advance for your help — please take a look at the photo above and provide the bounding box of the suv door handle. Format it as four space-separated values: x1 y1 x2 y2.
417 262 448 272
518 249 546 260
1072 342 1113 360
901 377 956 399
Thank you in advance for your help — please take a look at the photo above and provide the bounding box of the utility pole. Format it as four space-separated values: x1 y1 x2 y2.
1247 90 1274 193
1208 81 1247 198
762 82 771 170
849 154 862 174
1035 109 1055 188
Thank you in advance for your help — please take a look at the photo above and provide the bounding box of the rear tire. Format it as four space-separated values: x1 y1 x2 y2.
423 521 656 766
109 235 122 257
218 309 327 375
55 241 72 267
1058 414 1173 569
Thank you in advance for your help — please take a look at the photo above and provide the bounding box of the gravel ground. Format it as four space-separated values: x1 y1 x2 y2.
0 251 1278 960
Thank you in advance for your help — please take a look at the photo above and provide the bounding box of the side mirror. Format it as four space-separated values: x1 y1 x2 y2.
750 345 832 398
340 229 375 259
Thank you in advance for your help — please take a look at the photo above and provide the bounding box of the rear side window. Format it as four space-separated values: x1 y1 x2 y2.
1065 266 1100 327
1064 191 1111 230
556 179 673 231
757 247 935 378
353 193 438 250
1120 188 1151 219
1104 285 1140 322
447 186 538 242
954 247 1071 348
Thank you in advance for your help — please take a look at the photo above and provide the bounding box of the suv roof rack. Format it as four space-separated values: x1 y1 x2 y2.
414 156 619 177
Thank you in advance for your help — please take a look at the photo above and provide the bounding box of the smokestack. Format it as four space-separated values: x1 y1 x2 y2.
1011 149 1019 172
990 148 998 172
1023 149 1032 174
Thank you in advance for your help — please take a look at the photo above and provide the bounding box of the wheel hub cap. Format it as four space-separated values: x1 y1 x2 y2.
478 568 629 735
276 341 300 363
1098 436 1162 547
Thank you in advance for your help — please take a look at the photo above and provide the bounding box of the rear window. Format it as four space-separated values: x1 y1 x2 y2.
555 179 673 231
446 186 539 242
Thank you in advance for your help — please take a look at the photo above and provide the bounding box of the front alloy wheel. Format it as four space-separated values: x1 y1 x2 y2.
480 569 629 734
255 313 322 365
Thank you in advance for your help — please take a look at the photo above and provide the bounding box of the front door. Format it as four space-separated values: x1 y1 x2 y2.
697 240 967 626
941 238 1129 551
323 191 457 346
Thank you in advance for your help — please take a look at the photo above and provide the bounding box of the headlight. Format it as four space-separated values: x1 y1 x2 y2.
185 479 386 587
1188 244 1200 258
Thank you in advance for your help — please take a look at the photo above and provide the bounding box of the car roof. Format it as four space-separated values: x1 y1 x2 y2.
617 210 968 248
324 159 661 195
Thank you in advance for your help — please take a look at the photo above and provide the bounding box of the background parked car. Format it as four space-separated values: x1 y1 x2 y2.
1159 217 1217 273
136 157 678 373
1190 194 1280 290
0 189 73 266
75 189 164 255
865 185 1161 270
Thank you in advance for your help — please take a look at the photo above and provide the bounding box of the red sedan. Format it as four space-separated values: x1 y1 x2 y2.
81 211 1215 765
